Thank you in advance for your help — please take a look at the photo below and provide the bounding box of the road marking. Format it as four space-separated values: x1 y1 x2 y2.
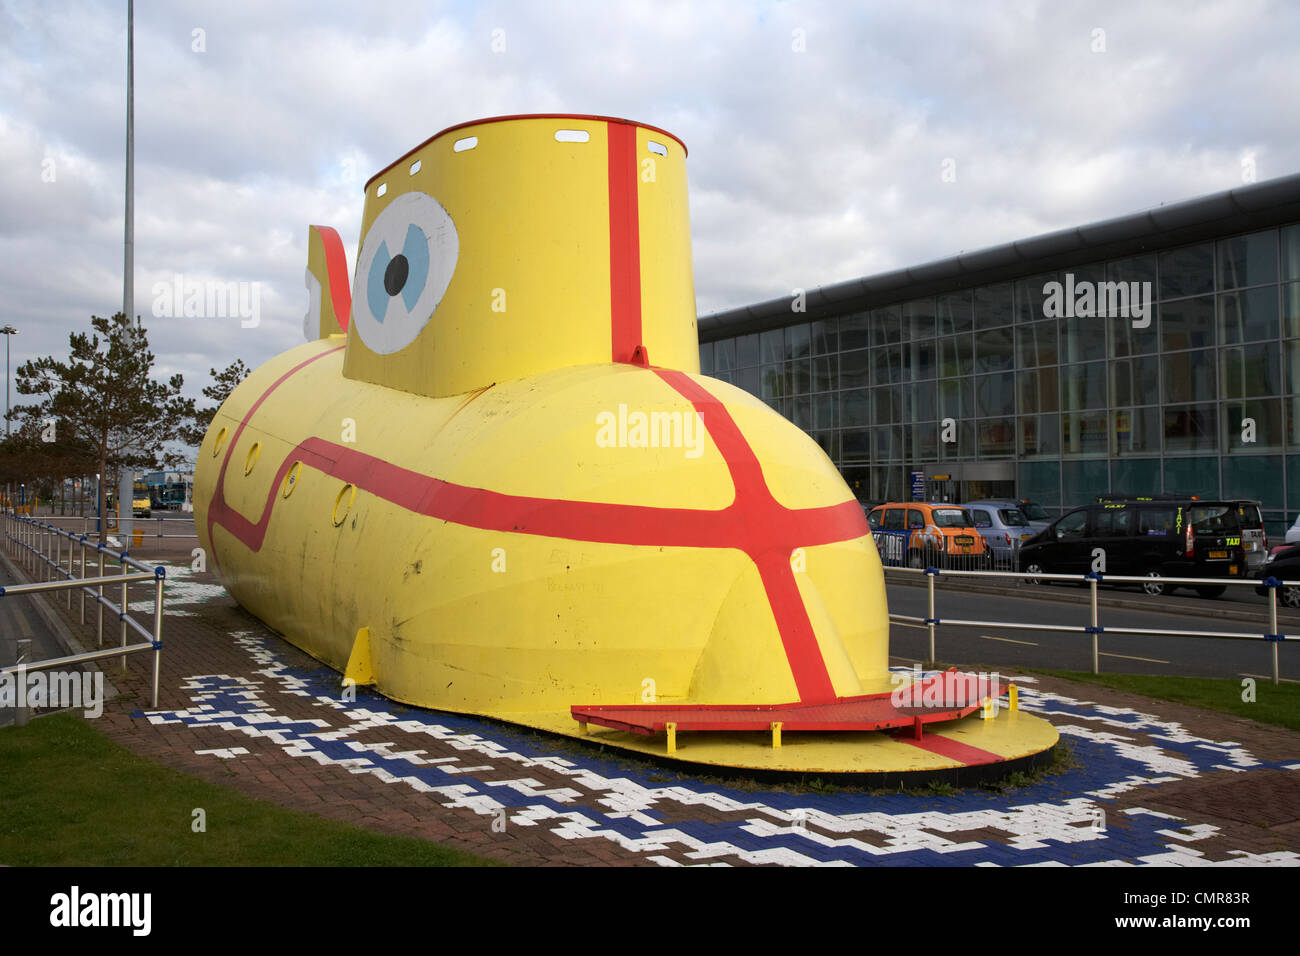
980 634 1038 646
1099 652 1170 664
1240 673 1300 685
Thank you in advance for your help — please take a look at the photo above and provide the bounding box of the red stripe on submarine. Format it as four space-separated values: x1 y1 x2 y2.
194 114 1057 774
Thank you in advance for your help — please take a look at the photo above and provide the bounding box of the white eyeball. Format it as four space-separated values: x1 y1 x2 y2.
351 191 459 355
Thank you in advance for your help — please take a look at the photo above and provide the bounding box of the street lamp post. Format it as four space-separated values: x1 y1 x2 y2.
2 324 17 512
2 324 17 437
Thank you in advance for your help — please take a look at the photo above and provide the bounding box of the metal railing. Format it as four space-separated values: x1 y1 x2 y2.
38 513 197 540
1 513 165 707
885 564 1290 685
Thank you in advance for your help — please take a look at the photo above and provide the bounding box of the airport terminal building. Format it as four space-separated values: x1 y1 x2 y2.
697 173 1300 539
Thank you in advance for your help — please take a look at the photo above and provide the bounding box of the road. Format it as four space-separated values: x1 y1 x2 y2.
886 577 1299 682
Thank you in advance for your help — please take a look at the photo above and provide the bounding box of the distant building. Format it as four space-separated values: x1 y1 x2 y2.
697 173 1300 538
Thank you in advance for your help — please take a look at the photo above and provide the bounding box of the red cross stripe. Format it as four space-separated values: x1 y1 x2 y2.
205 351 872 704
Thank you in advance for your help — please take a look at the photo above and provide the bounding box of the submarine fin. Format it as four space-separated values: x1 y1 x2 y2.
303 224 351 341
343 626 376 687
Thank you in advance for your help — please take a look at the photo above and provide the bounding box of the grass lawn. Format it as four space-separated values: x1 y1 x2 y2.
0 712 497 866
1025 669 1300 733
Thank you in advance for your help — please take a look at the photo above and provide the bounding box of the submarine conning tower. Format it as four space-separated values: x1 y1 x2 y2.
340 114 700 399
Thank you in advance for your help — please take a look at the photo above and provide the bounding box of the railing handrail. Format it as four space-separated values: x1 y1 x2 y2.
2 512 165 707
881 560 1288 685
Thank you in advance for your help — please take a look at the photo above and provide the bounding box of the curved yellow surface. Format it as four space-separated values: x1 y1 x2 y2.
193 114 1056 773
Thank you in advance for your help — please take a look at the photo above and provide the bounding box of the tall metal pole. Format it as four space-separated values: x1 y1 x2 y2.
118 0 134 544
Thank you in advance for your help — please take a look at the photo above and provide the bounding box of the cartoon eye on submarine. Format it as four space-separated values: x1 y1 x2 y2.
196 114 1056 776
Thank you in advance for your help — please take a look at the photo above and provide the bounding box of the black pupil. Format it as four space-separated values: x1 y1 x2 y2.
384 254 409 296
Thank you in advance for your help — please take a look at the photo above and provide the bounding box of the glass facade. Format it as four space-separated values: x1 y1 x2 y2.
700 222 1300 540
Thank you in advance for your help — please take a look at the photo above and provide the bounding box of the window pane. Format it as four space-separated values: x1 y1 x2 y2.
1160 296 1215 350
839 312 869 351
1107 254 1157 286
975 372 1014 418
974 327 1014 374
874 346 902 385
1061 361 1107 411
1110 355 1160 407
1222 455 1283 509
1112 407 1161 456
938 334 973 377
1017 367 1059 414
1112 315 1159 357
1058 314 1106 362
1163 349 1216 404
908 381 937 422
1016 319 1057 367
1218 287 1279 345
904 298 936 341
1284 283 1300 338
1218 230 1278 290
760 364 782 399
841 427 871 461
1164 457 1216 498
810 318 838 355
1013 274 1055 323
1061 411 1109 457
1160 243 1214 300
791 395 811 429
840 349 870 388
1283 224 1300 282
1223 399 1282 453
939 377 972 420
977 419 1015 458
840 387 870 425
1018 414 1060 458
812 355 837 392
938 419 975 460
738 365 760 396
1111 458 1160 496
1164 404 1218 454
714 337 736 372
736 333 759 367
913 421 937 459
974 282 1014 328
903 338 935 381
1018 460 1060 510
1221 344 1280 399
1062 459 1108 507
786 357 810 394
871 306 902 347
786 324 810 360
760 328 783 364
938 291 973 335
699 341 714 374
813 394 837 430
872 386 901 425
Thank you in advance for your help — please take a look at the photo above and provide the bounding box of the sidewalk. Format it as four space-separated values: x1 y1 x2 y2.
9 534 1300 866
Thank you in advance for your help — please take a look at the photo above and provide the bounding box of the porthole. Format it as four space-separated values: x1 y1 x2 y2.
211 427 228 458
453 136 478 152
243 442 261 476
332 483 355 527
554 129 591 143
281 461 302 499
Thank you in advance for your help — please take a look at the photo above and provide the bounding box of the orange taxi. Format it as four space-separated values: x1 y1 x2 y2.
866 501 991 569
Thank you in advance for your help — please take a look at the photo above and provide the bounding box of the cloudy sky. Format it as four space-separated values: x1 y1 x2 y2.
2 0 1297 438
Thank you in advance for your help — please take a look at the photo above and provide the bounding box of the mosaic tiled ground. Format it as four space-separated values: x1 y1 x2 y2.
29 556 1300 866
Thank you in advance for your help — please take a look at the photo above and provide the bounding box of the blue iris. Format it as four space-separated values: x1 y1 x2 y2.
366 223 430 322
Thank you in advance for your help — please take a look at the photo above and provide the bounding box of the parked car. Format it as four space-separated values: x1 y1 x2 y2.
1229 500 1266 571
961 500 1038 566
1020 498 1247 597
866 502 991 570
1286 514 1300 546
1254 543 1300 608
1016 499 1054 526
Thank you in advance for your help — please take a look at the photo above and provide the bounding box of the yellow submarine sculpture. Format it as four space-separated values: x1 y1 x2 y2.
194 114 1056 776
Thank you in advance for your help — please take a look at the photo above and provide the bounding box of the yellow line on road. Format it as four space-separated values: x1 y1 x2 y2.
1099 651 1170 664
980 634 1038 646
